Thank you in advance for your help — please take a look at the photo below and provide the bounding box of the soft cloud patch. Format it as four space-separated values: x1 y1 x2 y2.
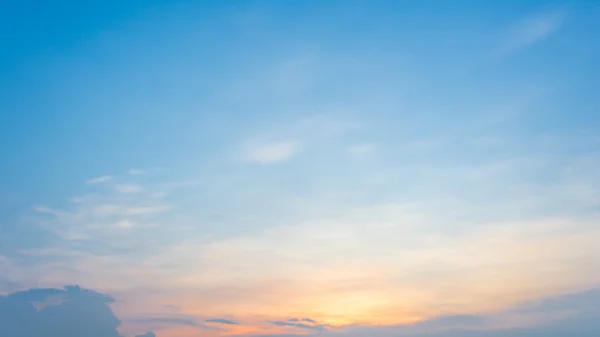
242 140 300 164
86 176 113 185
124 205 170 216
505 9 566 51
348 143 376 156
148 192 166 199
128 169 145 175
205 318 239 325
115 184 143 194
115 220 136 229
24 172 174 267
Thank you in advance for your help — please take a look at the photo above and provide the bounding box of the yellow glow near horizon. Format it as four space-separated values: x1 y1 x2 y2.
104 210 600 337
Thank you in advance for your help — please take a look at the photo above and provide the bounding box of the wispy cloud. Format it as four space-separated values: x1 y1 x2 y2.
238 114 362 165
504 9 566 51
347 143 376 156
115 220 136 229
205 318 239 325
86 175 112 184
128 169 146 175
115 184 143 194
148 192 166 199
26 173 173 253
242 139 300 164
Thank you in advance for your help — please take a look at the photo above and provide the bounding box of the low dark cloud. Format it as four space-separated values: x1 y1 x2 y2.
0 285 140 337
287 318 315 323
131 314 220 331
269 317 327 331
133 316 199 327
135 333 156 337
206 318 239 325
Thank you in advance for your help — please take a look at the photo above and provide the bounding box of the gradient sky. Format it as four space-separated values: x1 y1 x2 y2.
1 1 600 337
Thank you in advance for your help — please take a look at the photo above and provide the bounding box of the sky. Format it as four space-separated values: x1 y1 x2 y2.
1 0 600 336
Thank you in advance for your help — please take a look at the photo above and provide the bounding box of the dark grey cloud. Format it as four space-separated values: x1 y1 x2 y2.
206 318 239 325
135 333 156 337
0 285 124 337
287 318 316 323
133 316 199 327
129 311 230 333
131 315 220 331
269 317 327 331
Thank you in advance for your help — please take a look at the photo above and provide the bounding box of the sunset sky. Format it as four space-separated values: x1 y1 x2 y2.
1 1 600 337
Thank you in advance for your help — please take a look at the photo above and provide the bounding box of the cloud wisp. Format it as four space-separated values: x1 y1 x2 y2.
130 315 218 331
115 184 143 194
503 9 567 52
242 139 300 164
205 319 240 325
87 176 113 185
268 318 328 331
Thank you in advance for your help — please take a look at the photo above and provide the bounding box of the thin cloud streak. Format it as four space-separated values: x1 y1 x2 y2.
115 184 143 194
86 175 113 185
242 140 300 164
503 9 567 52
205 319 239 325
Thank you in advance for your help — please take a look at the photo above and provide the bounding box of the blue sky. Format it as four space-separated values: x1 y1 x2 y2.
1 1 600 336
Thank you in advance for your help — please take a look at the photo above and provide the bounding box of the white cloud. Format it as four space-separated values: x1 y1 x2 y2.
348 143 376 155
128 169 145 175
505 10 566 51
407 139 442 151
115 220 136 229
242 140 300 164
91 204 121 217
148 192 166 199
86 175 113 184
124 205 170 216
26 171 175 255
115 184 143 194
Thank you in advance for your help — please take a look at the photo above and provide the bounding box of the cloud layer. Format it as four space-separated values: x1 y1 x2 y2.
2 286 600 337
2 1 599 337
